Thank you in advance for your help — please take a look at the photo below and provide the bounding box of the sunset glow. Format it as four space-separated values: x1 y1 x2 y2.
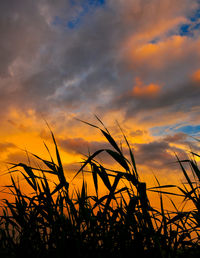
131 78 160 97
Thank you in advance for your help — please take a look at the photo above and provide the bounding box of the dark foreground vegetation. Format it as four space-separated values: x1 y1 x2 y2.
0 120 200 258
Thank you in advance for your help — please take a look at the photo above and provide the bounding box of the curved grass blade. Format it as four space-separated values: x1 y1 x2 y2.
106 149 129 171
116 120 138 177
91 163 98 196
72 149 105 180
101 129 122 155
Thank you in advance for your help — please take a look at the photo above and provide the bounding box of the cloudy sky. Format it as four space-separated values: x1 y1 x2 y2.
0 0 200 188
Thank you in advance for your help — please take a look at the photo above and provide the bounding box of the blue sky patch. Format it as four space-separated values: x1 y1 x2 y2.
190 7 200 22
150 124 200 137
148 6 200 44
178 6 200 37
174 125 200 135
179 24 191 36
52 0 106 29
52 0 106 30
178 22 200 37
68 0 106 29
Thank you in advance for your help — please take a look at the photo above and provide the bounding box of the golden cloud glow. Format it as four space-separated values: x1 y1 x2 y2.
136 35 184 57
124 35 193 70
131 77 160 97
192 69 200 82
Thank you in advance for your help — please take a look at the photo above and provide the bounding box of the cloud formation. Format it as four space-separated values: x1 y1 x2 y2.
0 0 200 178
0 0 198 117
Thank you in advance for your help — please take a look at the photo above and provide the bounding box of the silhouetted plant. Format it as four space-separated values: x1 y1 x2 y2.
0 118 199 258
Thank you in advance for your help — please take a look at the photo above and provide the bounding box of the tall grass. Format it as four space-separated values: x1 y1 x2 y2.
0 119 200 257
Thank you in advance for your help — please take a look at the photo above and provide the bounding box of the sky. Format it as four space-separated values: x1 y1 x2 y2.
0 0 200 194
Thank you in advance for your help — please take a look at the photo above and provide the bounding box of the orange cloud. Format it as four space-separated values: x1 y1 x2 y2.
125 17 187 45
137 35 183 57
192 69 200 82
131 78 160 97
126 35 187 70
